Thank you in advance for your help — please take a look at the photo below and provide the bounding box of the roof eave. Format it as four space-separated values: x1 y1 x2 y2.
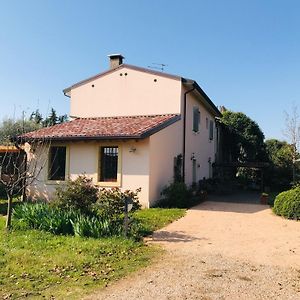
182 78 222 117
18 114 181 143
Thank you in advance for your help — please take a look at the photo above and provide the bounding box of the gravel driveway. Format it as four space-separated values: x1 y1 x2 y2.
87 195 300 300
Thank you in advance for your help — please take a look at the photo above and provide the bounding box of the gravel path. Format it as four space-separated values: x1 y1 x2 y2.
86 197 300 300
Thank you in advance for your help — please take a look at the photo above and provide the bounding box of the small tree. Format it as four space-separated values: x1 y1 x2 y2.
283 105 300 183
0 141 49 229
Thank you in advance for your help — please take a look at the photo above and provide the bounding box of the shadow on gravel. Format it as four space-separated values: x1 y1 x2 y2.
190 192 270 214
192 202 268 214
152 230 207 243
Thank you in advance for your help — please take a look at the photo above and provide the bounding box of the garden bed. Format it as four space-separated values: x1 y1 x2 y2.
0 207 185 299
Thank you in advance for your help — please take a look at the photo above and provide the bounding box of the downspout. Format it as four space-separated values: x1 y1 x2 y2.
182 85 195 183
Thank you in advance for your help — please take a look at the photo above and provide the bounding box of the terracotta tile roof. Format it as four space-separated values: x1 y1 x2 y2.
20 114 180 141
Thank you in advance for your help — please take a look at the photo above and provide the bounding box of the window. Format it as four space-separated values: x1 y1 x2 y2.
206 117 209 129
192 158 197 184
99 146 118 182
193 106 200 132
48 146 66 181
209 120 214 140
173 154 183 182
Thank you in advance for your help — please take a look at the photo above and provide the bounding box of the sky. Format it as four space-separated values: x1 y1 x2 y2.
0 0 299 140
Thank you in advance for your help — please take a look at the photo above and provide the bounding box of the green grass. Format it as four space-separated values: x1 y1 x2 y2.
0 207 185 299
134 208 186 235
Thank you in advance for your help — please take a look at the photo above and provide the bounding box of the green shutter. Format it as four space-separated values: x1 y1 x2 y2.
193 107 200 132
209 120 214 140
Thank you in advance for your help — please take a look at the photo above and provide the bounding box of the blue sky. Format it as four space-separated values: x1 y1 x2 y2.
0 0 299 140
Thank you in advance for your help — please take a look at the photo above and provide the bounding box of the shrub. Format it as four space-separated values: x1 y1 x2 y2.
12 203 77 235
94 187 141 219
273 186 300 220
12 203 125 237
156 182 192 208
53 175 99 215
71 215 123 238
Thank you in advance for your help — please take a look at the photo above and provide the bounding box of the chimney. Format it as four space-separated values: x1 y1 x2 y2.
108 54 124 69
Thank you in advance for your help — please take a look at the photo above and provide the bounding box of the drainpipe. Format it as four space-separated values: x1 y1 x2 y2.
182 85 195 183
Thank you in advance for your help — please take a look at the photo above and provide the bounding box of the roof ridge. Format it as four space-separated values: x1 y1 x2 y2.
76 113 179 120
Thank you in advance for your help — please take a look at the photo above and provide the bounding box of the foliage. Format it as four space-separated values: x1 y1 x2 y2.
156 182 193 208
273 186 300 220
13 202 125 237
94 187 141 219
53 175 99 215
0 118 40 144
0 216 156 300
265 139 298 188
30 107 68 127
267 191 279 207
221 110 267 162
71 215 123 238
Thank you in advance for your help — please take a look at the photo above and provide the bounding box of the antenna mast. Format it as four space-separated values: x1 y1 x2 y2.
147 63 168 72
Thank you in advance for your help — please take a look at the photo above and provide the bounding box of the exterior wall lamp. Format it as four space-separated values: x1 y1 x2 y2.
129 146 136 153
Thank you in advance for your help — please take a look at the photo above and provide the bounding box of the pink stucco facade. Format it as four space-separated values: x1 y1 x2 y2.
29 62 220 207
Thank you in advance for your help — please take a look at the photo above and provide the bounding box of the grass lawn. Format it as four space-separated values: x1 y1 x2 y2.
0 205 185 299
134 208 186 235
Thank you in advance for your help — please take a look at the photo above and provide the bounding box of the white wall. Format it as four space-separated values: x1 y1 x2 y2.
182 88 217 185
148 120 183 206
70 66 182 118
27 139 151 207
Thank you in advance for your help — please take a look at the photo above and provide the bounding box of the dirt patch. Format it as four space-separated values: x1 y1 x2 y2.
87 199 300 300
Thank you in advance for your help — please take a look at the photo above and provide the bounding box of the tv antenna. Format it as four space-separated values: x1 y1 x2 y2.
147 63 168 72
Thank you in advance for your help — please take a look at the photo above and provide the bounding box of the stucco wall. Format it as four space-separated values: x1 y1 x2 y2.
148 120 182 206
182 87 217 185
27 139 151 207
70 67 182 118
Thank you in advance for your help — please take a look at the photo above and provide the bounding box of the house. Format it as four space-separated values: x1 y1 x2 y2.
21 54 221 207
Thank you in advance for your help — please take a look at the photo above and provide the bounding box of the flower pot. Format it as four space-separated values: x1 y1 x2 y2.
260 195 268 205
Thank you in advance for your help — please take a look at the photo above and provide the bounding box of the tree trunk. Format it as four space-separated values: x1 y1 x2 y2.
6 192 13 230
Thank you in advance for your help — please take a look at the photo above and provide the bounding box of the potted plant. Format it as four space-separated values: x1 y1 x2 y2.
260 192 269 204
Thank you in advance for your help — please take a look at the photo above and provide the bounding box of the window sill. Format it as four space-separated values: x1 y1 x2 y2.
96 181 121 187
46 180 67 185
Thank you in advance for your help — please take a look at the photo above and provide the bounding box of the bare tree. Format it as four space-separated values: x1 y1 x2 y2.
0 141 49 229
283 104 300 183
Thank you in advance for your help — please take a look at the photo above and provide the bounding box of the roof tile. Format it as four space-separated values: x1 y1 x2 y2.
20 114 180 141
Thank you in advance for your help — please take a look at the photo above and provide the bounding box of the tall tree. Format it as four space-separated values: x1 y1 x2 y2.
221 110 267 162
29 109 43 125
43 108 58 127
283 105 300 183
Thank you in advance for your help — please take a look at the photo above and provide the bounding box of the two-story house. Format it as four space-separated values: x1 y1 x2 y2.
22 54 221 207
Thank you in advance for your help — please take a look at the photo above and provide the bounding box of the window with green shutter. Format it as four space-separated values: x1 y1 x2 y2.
193 107 200 132
209 120 214 140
